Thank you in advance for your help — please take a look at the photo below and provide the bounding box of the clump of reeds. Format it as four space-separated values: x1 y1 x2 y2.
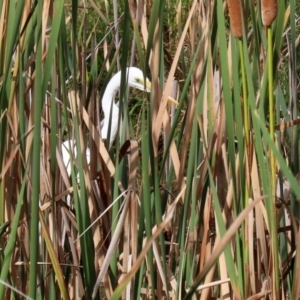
261 0 278 26
227 0 244 38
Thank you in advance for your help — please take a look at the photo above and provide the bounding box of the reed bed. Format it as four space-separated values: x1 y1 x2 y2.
0 0 299 299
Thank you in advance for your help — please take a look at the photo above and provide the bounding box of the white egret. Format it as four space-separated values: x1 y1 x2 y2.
61 67 177 177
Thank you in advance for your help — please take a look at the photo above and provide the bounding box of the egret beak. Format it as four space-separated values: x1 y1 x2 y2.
144 79 178 106
145 79 152 92
167 96 178 106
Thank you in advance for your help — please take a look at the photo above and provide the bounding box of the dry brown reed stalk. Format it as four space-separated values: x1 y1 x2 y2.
261 0 278 27
227 0 244 38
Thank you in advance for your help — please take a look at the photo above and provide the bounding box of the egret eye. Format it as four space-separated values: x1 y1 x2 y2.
135 77 143 84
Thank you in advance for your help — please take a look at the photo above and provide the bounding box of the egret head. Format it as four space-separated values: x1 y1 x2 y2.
125 67 178 105
126 67 151 92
